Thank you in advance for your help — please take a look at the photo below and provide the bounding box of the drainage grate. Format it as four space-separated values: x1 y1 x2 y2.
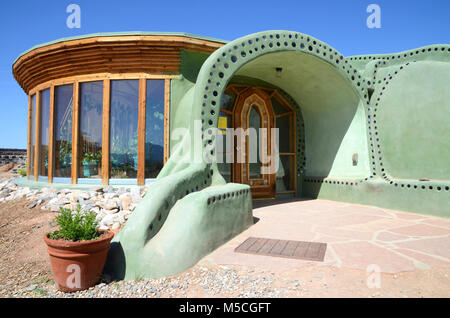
234 237 327 262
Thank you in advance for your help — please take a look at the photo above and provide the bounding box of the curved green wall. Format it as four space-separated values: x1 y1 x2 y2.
106 30 450 280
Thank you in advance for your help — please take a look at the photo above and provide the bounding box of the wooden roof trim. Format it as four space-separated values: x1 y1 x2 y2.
13 35 225 93
14 35 223 69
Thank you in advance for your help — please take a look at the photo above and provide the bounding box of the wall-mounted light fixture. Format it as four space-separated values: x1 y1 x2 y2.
352 153 358 166
275 67 283 78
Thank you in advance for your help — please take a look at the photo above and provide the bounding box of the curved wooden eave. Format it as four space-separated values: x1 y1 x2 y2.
13 35 225 93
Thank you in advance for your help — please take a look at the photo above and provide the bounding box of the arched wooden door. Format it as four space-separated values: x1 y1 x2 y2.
233 88 276 198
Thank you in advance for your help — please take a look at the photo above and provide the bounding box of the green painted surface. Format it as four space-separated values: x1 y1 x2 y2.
180 50 212 83
106 182 252 279
377 61 450 181
169 78 195 154
234 51 370 179
86 31 450 279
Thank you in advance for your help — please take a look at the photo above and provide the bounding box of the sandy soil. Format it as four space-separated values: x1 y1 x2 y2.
0 199 57 294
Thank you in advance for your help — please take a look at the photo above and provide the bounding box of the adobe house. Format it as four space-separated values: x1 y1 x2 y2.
13 31 450 279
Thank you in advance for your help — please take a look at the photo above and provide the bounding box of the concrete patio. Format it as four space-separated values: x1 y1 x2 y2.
199 199 450 273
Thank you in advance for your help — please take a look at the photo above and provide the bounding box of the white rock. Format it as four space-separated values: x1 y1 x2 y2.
104 193 118 200
120 196 132 211
48 197 59 205
91 206 101 214
103 208 119 215
112 222 121 230
101 214 115 226
66 192 78 203
103 201 118 210
79 192 90 200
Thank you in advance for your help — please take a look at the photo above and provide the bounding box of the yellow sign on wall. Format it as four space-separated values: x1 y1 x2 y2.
218 116 227 135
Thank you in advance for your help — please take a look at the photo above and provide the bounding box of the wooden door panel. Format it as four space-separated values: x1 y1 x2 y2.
233 88 276 198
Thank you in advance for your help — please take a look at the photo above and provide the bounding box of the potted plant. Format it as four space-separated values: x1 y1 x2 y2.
82 151 101 177
60 140 72 167
44 206 114 292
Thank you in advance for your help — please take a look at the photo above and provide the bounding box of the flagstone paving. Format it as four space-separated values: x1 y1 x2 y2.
199 199 450 273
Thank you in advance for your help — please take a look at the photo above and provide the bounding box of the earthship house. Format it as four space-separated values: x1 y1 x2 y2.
12 31 450 279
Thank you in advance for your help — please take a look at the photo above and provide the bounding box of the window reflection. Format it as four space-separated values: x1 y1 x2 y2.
145 80 165 178
54 85 73 178
110 80 139 179
39 89 50 176
79 81 103 179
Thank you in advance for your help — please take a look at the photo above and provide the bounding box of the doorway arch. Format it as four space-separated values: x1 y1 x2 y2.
192 30 371 195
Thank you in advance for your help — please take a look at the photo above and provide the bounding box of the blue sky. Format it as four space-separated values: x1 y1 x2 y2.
0 0 449 148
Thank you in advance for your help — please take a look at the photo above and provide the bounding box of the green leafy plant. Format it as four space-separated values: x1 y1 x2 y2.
47 205 100 241
17 168 27 177
60 140 72 156
83 151 101 163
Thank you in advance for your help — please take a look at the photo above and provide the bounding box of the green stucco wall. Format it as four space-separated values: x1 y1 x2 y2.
107 30 449 280
377 61 450 181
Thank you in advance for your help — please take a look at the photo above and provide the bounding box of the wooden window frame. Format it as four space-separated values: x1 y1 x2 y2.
48 86 55 183
27 73 175 185
26 95 32 179
33 91 41 181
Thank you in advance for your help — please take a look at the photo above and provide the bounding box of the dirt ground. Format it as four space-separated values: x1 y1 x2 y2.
0 199 56 294
0 163 20 178
0 197 449 298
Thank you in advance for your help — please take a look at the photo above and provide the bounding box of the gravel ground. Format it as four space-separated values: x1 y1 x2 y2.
4 266 296 298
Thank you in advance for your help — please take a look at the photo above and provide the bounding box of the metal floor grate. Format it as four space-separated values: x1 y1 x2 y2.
234 237 327 262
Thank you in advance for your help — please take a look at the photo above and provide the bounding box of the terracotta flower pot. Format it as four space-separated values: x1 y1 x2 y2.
44 230 114 292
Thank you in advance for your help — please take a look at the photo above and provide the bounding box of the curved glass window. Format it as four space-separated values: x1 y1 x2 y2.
54 85 73 178
29 94 36 178
110 80 139 179
145 80 165 178
39 89 50 177
79 81 103 179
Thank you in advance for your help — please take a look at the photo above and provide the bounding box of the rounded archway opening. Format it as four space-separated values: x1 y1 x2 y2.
214 50 370 197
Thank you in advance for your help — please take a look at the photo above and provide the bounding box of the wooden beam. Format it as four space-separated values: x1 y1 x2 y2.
137 78 146 185
26 95 32 179
71 81 79 184
164 79 170 164
275 112 293 119
28 73 180 100
34 92 41 181
101 79 111 185
48 85 55 183
219 109 232 115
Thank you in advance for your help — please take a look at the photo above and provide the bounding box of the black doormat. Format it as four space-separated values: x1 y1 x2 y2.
234 237 327 261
